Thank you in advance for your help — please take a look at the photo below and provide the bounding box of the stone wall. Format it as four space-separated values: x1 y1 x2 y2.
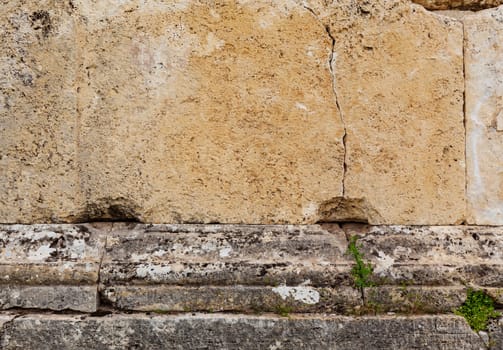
2 0 500 226
2 0 503 349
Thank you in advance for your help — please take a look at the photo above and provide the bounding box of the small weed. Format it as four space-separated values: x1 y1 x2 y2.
275 304 293 317
347 235 374 302
455 289 500 332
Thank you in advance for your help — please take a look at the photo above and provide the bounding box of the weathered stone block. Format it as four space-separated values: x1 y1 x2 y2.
0 224 105 311
321 1 465 224
412 0 503 10
100 285 361 314
0 285 97 313
0 1 82 223
465 6 503 225
75 0 345 224
100 223 351 287
347 225 503 286
0 314 486 349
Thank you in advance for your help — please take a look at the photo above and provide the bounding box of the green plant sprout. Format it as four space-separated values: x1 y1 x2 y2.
455 289 500 332
347 235 374 303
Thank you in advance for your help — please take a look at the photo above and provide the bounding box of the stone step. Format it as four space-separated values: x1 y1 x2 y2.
0 313 499 350
0 223 502 314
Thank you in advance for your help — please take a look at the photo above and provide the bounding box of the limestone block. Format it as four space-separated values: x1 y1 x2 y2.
0 1 82 223
317 1 465 224
0 314 486 349
100 223 351 287
346 225 503 286
100 285 360 314
0 224 105 284
465 6 503 225
75 0 345 224
0 285 97 312
0 224 104 311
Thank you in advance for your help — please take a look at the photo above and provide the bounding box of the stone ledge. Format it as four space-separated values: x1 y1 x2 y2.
0 313 495 350
0 223 502 313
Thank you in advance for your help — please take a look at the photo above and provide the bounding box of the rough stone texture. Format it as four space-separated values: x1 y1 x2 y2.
0 223 501 314
1 0 468 225
0 224 104 311
101 285 360 314
488 317 503 350
317 1 466 224
101 223 351 287
0 1 82 223
0 224 105 285
464 6 503 225
347 225 503 286
363 286 467 314
70 0 345 224
0 285 97 312
0 313 487 350
413 0 503 10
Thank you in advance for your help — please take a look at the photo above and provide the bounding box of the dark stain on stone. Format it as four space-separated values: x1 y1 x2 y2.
29 10 53 39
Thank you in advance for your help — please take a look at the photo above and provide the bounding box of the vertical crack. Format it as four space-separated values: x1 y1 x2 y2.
302 5 348 197
461 18 468 225
324 25 348 198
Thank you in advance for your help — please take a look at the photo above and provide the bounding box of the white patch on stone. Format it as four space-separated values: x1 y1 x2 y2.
374 250 394 275
152 249 167 257
136 264 172 280
198 32 225 56
219 247 232 258
302 203 318 218
27 245 56 262
295 102 308 111
130 253 150 262
269 341 282 350
272 285 320 305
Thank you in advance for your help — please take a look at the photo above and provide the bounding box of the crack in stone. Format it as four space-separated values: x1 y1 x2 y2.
302 5 348 198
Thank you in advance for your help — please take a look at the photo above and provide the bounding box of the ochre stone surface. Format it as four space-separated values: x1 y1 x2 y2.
412 0 503 10
322 1 465 224
76 0 344 224
0 1 83 223
1 1 467 224
464 6 503 225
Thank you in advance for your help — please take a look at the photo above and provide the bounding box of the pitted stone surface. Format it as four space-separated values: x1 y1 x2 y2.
413 0 503 10
0 1 82 223
347 225 503 286
324 1 465 224
0 285 97 312
0 314 487 350
1 0 467 225
0 224 105 285
464 6 503 225
100 223 351 287
101 285 360 314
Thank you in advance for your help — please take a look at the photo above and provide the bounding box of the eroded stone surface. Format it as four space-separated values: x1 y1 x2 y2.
0 285 97 312
0 224 105 284
0 1 82 223
101 223 351 287
101 285 360 314
347 225 503 286
413 0 503 10
1 0 469 225
464 6 503 225
0 314 487 350
75 0 344 224
319 1 465 224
